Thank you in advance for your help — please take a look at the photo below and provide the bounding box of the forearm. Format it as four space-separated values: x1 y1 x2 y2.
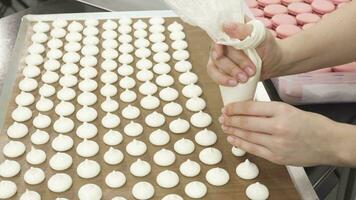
331 122 356 167
277 1 356 76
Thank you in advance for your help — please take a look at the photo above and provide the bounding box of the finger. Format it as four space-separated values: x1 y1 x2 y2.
212 43 224 60
226 47 256 77
214 56 249 83
206 58 237 86
227 135 273 160
223 23 253 40
221 125 272 146
220 115 274 133
222 101 280 117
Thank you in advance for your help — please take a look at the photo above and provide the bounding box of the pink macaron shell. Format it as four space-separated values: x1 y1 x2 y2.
281 0 303 6
288 2 313 15
256 17 273 28
332 0 350 4
296 13 321 25
332 62 356 72
246 0 259 8
264 4 288 18
311 0 335 14
257 0 281 7
276 24 301 38
302 23 315 30
250 8 265 17
304 0 314 3
271 14 297 28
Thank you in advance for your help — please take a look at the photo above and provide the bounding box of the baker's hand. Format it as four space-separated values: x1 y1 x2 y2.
207 22 283 86
219 101 345 166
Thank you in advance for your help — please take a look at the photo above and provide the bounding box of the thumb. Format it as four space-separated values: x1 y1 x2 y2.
223 23 253 40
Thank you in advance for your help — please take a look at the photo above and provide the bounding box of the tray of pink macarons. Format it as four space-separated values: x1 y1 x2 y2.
247 0 356 104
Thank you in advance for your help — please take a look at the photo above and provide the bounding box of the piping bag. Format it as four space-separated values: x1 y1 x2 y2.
164 0 267 105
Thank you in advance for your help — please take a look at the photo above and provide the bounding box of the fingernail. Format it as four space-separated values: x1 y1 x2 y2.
218 116 223 123
245 67 255 76
212 51 218 60
221 107 226 114
227 136 235 143
221 125 228 131
228 79 237 86
237 74 248 82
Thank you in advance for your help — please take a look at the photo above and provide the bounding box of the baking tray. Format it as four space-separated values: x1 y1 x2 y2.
0 10 302 199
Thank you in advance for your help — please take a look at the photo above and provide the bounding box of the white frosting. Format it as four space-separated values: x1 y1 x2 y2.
78 184 102 200
163 102 183 117
77 159 101 179
26 146 46 165
152 42 169 52
103 39 119 49
199 147 222 165
103 20 118 30
119 17 133 25
186 97 206 112
55 101 75 116
78 79 98 92
101 59 118 71
46 49 63 60
47 173 72 193
53 116 75 134
83 26 99 36
76 139 99 158
175 60 192 72
119 54 134 64
49 152 73 171
65 32 83 42
101 97 119 112
172 40 188 50
31 33 48 43
122 104 140 119
76 106 98 122
2 140 26 158
136 58 153 70
11 106 32 122
0 160 21 178
132 182 154 200
133 20 148 30
232 146 246 157
19 77 38 92
22 65 40 78
190 111 212 128
134 29 148 38
174 138 195 155
44 59 60 71
156 74 174 87
53 19 68 28
64 42 81 52
206 167 230 186
153 148 175 166
84 19 99 26
68 21 83 32
156 170 179 188
24 167 45 185
32 113 51 129
83 36 99 45
136 69 154 82
48 38 64 48
140 95 160 110
124 121 143 137
168 21 184 32
7 122 28 139
51 134 74 152
139 81 158 95
61 63 79 75
103 130 123 146
59 74 78 88
149 17 165 25
170 31 186 40
162 194 183 200
81 45 99 56
118 34 133 43
118 25 132 34
153 52 171 63
180 159 201 177
112 197 127 200
153 63 171 74
149 33 165 43
117 65 134 76
130 159 151 177
27 43 45 54
119 43 134 54
102 30 117 40
80 56 98 67
101 113 121 128
145 111 165 127
63 52 81 63
134 38 150 48
33 21 50 32
76 122 98 139
57 87 76 101
182 84 203 98
0 181 17 199
246 182 269 200
106 171 126 188
179 71 198 85
120 89 137 103
149 129 170 146
195 129 217 146
79 66 98 79
184 181 207 199
159 87 179 101
236 159 259 180
101 49 119 59
126 139 147 156
41 70 59 84
169 118 190 134
104 147 124 165
119 76 136 89
149 24 165 33
39 84 55 97
20 189 41 200
31 129 49 145
100 84 118 97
